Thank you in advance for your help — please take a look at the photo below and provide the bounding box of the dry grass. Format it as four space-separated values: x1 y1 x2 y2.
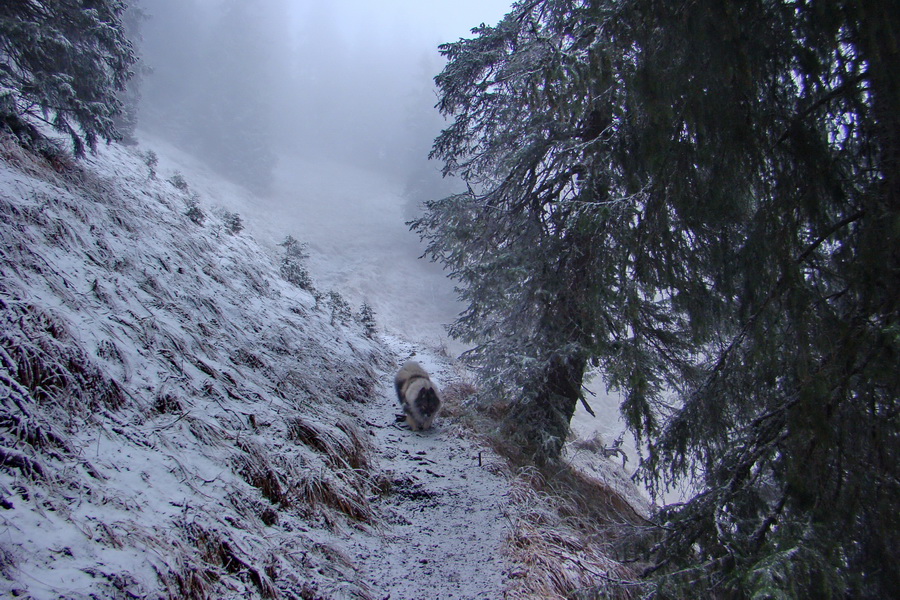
1 301 126 414
288 416 370 471
293 470 374 524
235 438 288 506
496 438 651 599
504 471 647 600
0 132 76 182
332 364 379 404
153 390 185 415
437 379 479 420
235 427 376 524
0 299 124 485
183 521 278 599
287 416 376 523
119 517 350 600
431 367 649 599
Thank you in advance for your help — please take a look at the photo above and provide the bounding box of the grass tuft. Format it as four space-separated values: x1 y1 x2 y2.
288 416 370 471
432 364 648 599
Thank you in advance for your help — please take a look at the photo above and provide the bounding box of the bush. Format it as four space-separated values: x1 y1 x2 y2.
327 291 352 326
279 235 314 290
184 194 205 225
356 302 377 337
142 150 158 179
223 211 243 234
169 171 189 192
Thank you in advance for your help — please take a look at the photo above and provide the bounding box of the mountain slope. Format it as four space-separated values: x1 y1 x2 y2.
0 132 649 600
0 133 391 599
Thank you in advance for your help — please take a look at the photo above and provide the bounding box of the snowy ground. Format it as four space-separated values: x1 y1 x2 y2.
0 135 392 599
137 134 465 351
332 336 511 600
0 131 650 599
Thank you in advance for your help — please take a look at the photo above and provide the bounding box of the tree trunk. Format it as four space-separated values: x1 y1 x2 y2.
508 353 587 462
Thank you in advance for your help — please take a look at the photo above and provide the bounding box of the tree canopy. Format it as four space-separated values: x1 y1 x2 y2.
0 0 136 156
415 0 899 596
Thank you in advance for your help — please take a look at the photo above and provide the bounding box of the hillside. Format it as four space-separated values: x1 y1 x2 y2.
132 133 466 351
0 134 646 599
0 132 395 599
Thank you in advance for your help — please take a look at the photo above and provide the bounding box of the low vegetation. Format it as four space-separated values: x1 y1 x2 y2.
438 364 649 599
0 132 391 599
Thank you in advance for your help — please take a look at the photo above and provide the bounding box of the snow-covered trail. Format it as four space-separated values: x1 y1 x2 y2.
342 338 511 600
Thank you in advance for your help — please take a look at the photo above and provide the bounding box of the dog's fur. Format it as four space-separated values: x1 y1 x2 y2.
394 361 441 431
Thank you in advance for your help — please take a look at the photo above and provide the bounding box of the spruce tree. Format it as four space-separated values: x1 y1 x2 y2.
416 0 899 597
0 0 136 156
415 6 618 460
279 235 313 291
357 302 377 338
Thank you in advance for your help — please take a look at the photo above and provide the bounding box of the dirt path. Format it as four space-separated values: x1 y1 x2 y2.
343 342 511 600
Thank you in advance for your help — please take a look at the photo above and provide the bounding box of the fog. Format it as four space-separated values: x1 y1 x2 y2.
136 0 510 190
132 0 637 461
133 0 510 345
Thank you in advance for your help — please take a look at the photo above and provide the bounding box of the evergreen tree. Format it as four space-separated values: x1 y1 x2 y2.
0 0 136 156
279 235 313 291
416 0 899 597
326 290 352 326
183 194 205 226
357 302 377 338
113 3 150 145
415 3 625 460
223 211 243 235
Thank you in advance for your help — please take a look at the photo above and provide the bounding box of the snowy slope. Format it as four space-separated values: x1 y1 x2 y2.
0 132 648 600
0 134 393 599
135 133 465 352
141 134 650 499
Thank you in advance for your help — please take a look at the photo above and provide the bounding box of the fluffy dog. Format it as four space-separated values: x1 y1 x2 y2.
394 360 441 431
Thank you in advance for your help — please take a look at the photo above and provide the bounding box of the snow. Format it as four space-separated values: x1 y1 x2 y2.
0 131 647 599
137 133 465 353
0 134 391 598
336 335 510 600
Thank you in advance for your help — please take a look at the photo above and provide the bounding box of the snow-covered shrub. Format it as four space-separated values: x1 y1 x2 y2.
223 211 243 234
327 290 352 326
184 193 205 225
142 149 158 179
168 170 189 191
357 302 377 337
279 235 314 290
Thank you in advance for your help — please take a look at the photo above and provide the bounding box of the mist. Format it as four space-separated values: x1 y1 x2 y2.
135 0 509 191
132 0 510 344
131 0 630 451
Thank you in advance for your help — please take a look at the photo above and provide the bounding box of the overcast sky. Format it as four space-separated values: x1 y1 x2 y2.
290 0 514 47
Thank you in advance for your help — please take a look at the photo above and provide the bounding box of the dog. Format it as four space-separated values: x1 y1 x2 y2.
394 360 441 431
